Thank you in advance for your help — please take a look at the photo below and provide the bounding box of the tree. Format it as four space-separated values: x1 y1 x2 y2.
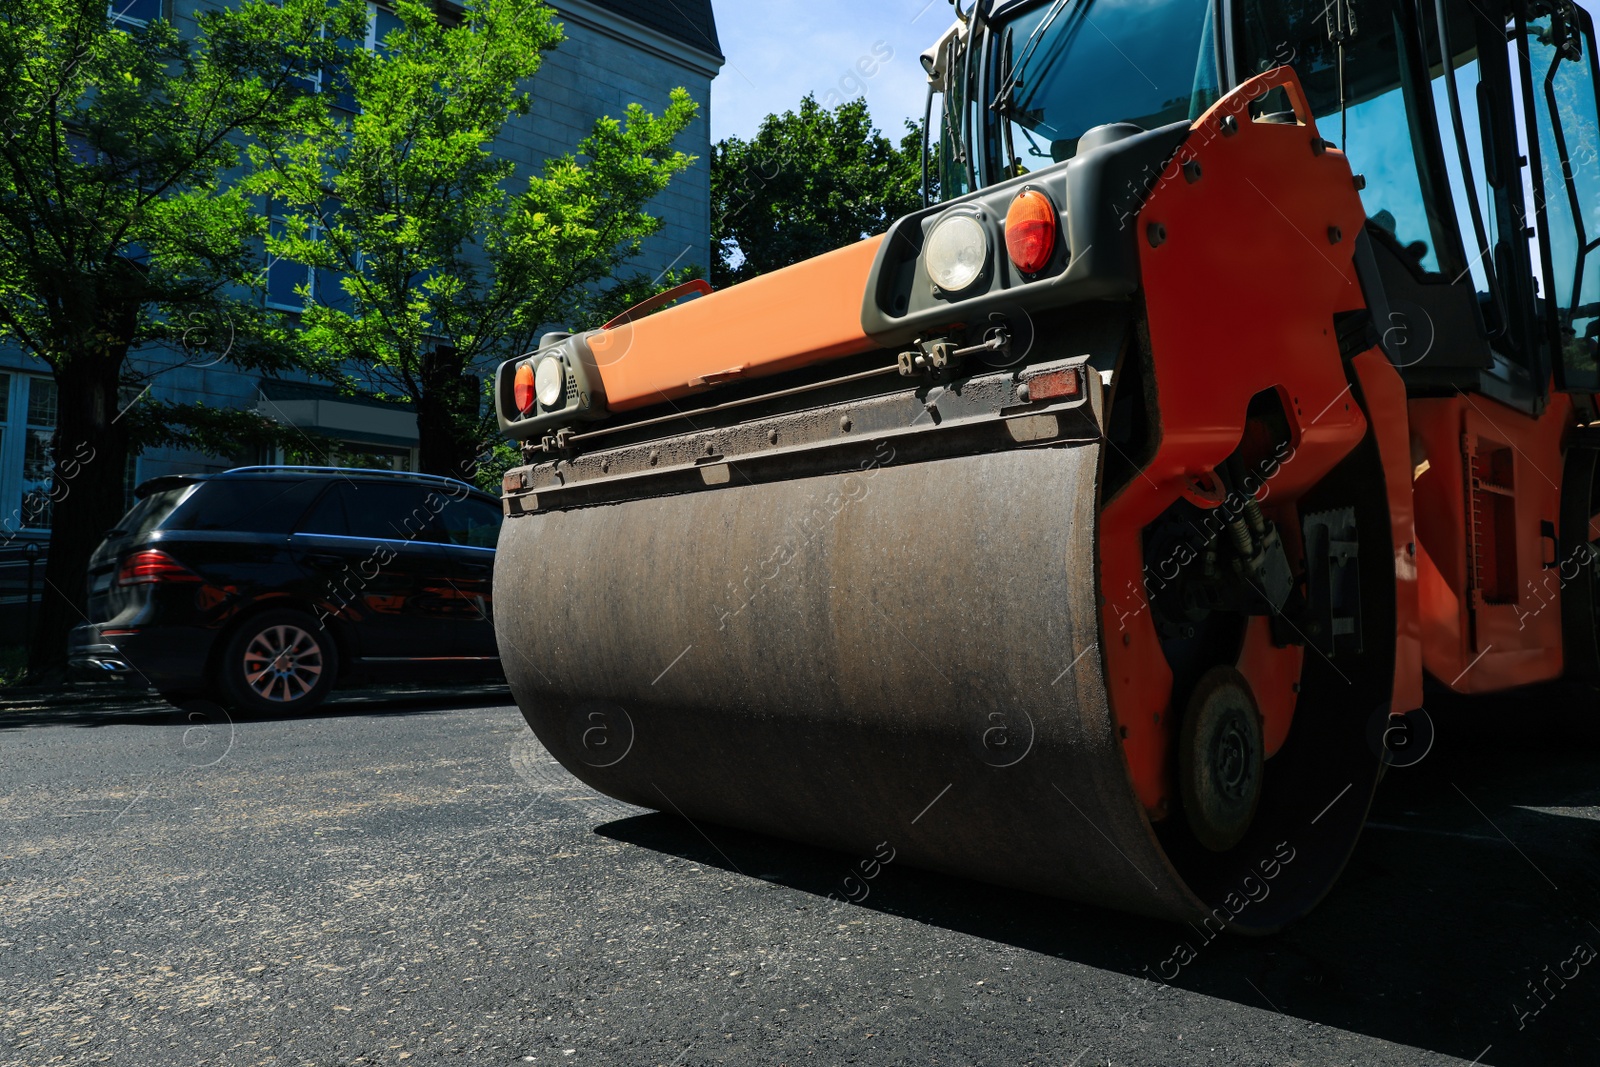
247 0 701 479
0 0 360 674
711 95 932 288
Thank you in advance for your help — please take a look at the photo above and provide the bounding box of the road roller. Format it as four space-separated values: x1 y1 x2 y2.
490 0 1600 930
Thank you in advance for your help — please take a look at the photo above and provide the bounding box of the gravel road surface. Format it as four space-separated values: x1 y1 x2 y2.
1 688 1596 1066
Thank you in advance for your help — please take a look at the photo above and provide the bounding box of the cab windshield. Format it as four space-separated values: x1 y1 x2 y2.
983 0 1221 181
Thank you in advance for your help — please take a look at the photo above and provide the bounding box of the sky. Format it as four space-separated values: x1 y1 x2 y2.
706 0 1600 144
708 0 956 143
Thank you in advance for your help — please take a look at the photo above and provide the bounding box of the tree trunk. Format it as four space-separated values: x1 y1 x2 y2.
30 351 134 678
414 347 480 480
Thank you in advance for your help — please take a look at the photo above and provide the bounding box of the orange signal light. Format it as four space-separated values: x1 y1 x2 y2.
513 362 537 414
1005 189 1058 275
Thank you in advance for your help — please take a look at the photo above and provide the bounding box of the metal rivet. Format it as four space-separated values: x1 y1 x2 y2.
1328 225 1343 244
1353 174 1367 191
1016 382 1031 403
768 428 779 445
705 440 716 455
649 449 660 466
1182 159 1202 184
840 415 852 432
600 459 610 473
1219 114 1239 137
1147 222 1167 248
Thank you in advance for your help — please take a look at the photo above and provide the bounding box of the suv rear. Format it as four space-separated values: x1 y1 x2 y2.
69 467 504 713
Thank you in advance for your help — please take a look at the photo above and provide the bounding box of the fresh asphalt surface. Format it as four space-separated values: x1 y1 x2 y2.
0 686 1596 1066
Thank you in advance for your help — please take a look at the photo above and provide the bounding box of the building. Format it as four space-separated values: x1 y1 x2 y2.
0 0 723 542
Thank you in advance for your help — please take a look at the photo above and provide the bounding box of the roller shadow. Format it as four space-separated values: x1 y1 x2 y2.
594 717 1600 1067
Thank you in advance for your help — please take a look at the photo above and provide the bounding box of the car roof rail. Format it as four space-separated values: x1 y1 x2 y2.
222 465 483 494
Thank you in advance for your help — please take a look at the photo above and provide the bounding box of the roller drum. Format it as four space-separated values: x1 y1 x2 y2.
495 438 1381 929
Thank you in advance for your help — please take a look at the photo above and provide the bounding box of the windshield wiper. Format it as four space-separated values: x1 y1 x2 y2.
990 0 1077 116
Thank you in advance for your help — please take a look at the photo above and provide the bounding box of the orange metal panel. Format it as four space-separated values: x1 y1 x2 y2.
1408 392 1572 692
587 238 885 413
1350 351 1424 715
1237 616 1304 757
1102 69 1371 817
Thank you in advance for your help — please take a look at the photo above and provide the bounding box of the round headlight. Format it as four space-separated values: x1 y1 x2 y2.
925 213 988 293
535 355 565 408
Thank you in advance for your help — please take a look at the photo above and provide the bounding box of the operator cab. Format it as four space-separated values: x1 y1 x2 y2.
928 0 1600 412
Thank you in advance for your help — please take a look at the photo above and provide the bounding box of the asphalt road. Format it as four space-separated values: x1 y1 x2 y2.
0 688 1596 1067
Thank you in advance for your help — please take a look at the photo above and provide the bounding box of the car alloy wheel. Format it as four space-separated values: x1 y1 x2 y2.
242 623 326 704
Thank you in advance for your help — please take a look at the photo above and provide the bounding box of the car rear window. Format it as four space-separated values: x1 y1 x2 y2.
108 486 195 540
165 478 325 534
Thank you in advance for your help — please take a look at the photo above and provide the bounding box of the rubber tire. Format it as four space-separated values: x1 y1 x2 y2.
1179 666 1266 853
213 609 338 715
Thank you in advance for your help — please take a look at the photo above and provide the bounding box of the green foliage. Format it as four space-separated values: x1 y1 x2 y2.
469 437 521 495
246 0 701 471
0 0 364 672
574 265 706 331
711 95 932 287
0 645 27 689
0 0 361 378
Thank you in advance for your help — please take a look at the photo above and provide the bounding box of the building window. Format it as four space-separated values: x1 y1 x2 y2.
20 378 58 530
109 0 163 28
266 209 317 311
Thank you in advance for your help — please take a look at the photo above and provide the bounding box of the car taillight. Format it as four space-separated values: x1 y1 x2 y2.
1005 189 1058 275
513 363 537 414
117 549 201 585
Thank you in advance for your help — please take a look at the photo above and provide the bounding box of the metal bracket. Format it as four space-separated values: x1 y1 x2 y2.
1302 508 1363 658
897 327 1013 378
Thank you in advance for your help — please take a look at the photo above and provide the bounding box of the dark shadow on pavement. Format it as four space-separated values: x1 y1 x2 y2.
0 681 513 731
595 706 1600 1067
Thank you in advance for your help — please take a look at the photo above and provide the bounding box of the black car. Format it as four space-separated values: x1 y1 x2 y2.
69 466 504 713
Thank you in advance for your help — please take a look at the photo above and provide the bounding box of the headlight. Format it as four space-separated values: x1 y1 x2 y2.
535 355 565 408
925 213 988 292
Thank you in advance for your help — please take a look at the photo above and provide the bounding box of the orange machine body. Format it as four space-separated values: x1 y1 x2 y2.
569 68 1579 819
586 238 884 412
1408 391 1574 692
1102 69 1377 817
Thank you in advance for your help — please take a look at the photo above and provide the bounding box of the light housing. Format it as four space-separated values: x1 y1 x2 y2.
513 362 537 413
925 213 988 293
1005 189 1058 275
116 549 201 586
534 356 565 408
